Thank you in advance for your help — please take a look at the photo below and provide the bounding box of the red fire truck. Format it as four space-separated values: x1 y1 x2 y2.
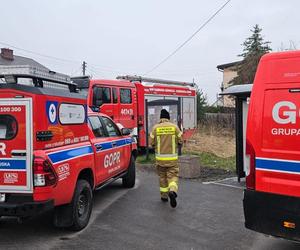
0 65 137 230
244 51 300 241
72 75 197 148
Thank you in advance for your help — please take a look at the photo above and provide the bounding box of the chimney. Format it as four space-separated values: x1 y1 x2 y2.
1 48 14 61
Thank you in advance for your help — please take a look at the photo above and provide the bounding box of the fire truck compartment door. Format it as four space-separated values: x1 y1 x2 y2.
182 97 196 129
147 99 179 132
0 99 33 193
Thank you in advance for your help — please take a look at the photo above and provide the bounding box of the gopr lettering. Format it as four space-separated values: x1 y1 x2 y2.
272 101 298 124
104 152 121 168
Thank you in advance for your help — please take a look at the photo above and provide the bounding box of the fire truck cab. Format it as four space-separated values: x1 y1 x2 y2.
0 65 136 230
73 75 197 148
244 51 300 241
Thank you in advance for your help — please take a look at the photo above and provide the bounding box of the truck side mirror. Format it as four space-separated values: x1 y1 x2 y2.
121 128 131 136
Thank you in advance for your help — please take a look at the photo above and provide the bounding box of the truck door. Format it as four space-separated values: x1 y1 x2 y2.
258 88 300 197
101 116 128 173
92 86 114 119
0 99 33 193
119 88 136 130
88 115 109 184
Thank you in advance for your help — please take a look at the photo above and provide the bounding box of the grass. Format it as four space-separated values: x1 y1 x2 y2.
137 151 236 172
192 151 235 172
136 153 155 164
136 124 236 172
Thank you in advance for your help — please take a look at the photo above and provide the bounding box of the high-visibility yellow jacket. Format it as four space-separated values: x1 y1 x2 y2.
149 118 183 167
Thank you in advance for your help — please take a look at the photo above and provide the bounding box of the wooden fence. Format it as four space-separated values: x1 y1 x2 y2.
201 112 235 129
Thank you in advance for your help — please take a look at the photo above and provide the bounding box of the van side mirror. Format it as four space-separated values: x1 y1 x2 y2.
121 128 131 136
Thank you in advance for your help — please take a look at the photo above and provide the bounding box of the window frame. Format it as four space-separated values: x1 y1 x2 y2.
0 114 18 140
120 88 132 104
100 116 121 137
92 86 112 107
88 115 107 138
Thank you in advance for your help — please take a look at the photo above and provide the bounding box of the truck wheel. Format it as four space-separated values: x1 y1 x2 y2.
70 179 93 231
122 156 136 188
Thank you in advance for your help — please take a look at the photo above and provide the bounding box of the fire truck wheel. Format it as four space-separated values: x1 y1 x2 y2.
70 179 93 231
122 156 136 188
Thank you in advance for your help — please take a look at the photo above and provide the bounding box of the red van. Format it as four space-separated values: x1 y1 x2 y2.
244 51 300 241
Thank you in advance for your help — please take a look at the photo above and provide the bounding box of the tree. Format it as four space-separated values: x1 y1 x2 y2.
196 88 207 122
231 24 272 85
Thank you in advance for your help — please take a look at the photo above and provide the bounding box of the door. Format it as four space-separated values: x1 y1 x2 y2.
101 116 129 173
257 88 300 197
119 88 136 130
88 115 109 184
92 86 114 119
0 99 33 193
147 98 179 133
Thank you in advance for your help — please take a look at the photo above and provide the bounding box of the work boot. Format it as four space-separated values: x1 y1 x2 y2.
168 191 177 208
161 197 168 202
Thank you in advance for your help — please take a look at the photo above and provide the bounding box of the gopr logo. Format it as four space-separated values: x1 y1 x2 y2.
104 152 121 168
46 101 58 125
272 101 299 124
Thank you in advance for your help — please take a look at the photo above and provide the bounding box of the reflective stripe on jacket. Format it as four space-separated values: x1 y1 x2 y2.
149 119 183 167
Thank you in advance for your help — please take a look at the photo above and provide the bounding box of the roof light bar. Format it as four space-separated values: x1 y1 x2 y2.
0 65 74 86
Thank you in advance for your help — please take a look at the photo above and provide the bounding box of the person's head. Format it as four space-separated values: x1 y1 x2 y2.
160 109 170 120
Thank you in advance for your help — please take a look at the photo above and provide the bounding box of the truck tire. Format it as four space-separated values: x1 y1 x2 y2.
53 179 93 230
70 179 93 231
122 156 136 188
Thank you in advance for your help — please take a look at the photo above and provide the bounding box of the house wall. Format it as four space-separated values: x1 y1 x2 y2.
222 67 237 107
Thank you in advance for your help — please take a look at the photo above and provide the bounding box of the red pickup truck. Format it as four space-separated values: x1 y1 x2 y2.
0 65 137 230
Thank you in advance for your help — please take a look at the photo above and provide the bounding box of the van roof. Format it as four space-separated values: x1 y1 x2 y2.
258 50 300 84
261 50 300 61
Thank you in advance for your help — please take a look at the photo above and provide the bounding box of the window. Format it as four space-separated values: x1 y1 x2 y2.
120 88 132 104
93 87 111 107
88 116 105 137
101 117 121 137
0 115 18 140
112 88 118 103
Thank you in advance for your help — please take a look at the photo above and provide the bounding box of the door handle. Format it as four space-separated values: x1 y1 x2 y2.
111 142 117 147
95 144 103 151
11 150 26 157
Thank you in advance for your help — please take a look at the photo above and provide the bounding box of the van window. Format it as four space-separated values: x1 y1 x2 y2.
93 87 111 107
101 117 121 137
0 115 18 140
120 89 132 104
112 88 118 103
88 116 105 137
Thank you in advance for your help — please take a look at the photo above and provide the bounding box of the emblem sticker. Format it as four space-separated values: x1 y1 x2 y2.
46 101 58 124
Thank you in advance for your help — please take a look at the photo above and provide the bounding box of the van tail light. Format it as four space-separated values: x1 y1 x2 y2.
245 140 256 189
33 158 57 187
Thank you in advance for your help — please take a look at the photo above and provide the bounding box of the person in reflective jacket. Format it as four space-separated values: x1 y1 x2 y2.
149 109 183 208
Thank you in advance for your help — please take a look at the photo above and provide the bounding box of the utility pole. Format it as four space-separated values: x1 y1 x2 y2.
82 61 87 76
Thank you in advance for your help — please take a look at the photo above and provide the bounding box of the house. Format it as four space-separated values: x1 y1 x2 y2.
0 48 49 70
216 61 241 107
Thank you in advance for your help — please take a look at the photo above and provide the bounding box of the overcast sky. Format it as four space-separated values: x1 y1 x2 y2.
2 0 300 103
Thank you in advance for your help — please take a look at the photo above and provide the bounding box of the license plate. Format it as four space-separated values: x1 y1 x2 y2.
0 193 5 202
